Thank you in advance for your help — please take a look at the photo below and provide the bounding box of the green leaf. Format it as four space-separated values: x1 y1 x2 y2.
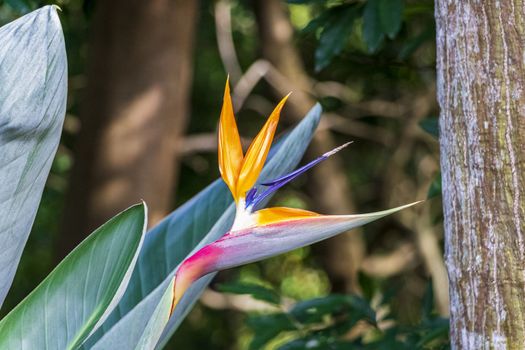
427 172 442 199
278 338 356 350
291 295 348 324
421 280 434 320
0 6 67 308
358 271 377 302
346 295 377 326
419 116 439 138
301 10 332 35
290 294 376 326
287 0 324 4
4 0 34 13
363 0 384 53
417 317 450 346
0 203 147 349
85 104 322 349
378 0 403 39
247 313 296 350
88 278 173 350
315 5 359 72
217 282 281 305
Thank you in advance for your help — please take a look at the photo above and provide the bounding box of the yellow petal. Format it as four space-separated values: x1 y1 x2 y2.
218 77 244 201
256 206 320 226
235 94 290 200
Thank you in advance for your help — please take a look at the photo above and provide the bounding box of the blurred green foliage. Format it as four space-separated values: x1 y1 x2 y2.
1 0 446 348
217 279 449 350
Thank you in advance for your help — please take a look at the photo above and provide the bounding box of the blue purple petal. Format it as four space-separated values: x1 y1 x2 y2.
247 142 352 209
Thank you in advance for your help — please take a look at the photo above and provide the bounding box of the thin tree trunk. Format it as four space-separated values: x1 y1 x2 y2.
436 1 525 347
58 0 198 259
253 0 365 293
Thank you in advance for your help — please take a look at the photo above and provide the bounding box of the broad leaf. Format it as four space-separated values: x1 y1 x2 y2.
290 294 375 326
86 104 323 349
362 0 384 53
0 203 147 349
314 5 359 72
217 282 280 305
0 6 67 307
378 0 403 39
247 313 296 350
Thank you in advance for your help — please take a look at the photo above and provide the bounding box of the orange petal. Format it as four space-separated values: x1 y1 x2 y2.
256 206 320 226
218 77 244 201
235 94 290 200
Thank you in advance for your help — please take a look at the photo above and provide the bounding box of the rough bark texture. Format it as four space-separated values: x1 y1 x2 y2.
58 0 198 258
436 1 525 348
253 0 365 293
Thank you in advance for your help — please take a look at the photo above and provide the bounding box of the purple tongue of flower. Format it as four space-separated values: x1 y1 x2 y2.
246 142 352 209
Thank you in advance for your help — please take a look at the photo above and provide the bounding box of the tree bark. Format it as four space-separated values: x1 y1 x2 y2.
436 1 525 348
253 0 365 293
58 0 198 259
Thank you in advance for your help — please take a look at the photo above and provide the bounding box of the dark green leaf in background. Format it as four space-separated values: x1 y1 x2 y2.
421 280 435 320
378 0 403 39
247 313 296 350
287 0 325 4
314 5 359 72
419 116 439 138
301 9 332 35
358 271 377 302
427 172 442 199
290 295 347 324
4 0 33 13
290 294 376 326
363 0 385 53
217 282 281 305
417 317 450 347
279 338 357 350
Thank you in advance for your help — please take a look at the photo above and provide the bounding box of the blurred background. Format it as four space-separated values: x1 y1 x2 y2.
0 0 445 348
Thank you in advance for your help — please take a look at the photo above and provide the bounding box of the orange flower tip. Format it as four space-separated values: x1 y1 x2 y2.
282 92 292 105
273 92 291 112
223 78 231 98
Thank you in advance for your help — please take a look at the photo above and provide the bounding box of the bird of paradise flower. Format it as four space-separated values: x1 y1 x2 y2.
170 79 421 314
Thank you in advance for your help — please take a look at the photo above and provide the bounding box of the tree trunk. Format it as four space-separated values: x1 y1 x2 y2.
436 1 525 348
253 0 365 293
58 0 198 259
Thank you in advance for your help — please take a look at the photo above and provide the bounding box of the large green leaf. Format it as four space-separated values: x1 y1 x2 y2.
0 6 67 308
362 0 384 53
378 0 403 39
0 203 147 349
314 5 359 72
86 104 322 349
